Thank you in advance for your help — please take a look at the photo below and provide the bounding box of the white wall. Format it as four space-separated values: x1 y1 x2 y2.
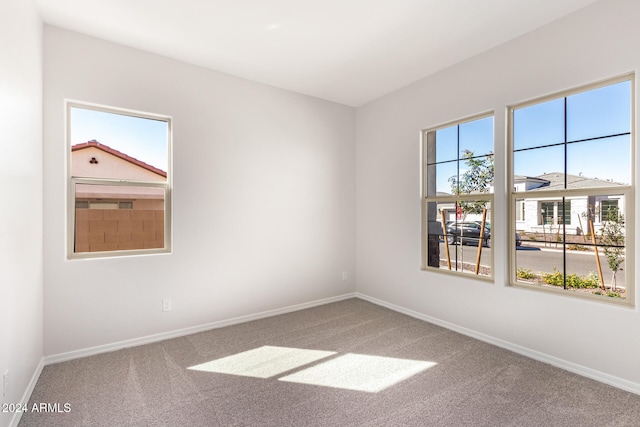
356 0 640 389
0 1 43 426
43 27 356 357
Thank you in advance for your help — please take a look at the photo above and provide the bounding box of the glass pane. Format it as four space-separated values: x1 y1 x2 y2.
70 107 168 181
515 192 627 299
566 135 630 186
74 183 165 253
567 80 631 142
513 98 564 150
459 116 493 158
434 126 458 163
513 145 564 191
425 201 492 277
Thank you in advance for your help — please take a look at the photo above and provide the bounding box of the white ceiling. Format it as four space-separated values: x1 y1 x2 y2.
34 0 599 106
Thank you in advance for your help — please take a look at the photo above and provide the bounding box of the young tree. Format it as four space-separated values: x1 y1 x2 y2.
599 211 625 291
449 149 494 216
448 150 494 273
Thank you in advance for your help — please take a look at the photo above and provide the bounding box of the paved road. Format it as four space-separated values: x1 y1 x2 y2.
438 242 626 287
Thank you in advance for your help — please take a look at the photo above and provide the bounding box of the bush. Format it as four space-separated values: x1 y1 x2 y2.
516 268 536 280
542 268 600 289
543 268 564 286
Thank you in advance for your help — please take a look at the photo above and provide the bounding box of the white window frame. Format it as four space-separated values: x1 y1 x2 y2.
66 101 172 259
508 75 634 305
421 112 495 279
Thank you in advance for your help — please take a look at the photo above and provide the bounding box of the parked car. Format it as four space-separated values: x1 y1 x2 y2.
445 221 522 247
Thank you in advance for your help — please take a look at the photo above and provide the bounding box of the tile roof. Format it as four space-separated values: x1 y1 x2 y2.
72 140 167 178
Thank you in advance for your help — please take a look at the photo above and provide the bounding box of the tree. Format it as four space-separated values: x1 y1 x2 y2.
447 150 494 273
599 211 625 291
449 150 494 217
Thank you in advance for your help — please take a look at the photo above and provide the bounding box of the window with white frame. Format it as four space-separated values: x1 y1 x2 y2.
422 114 494 277
509 76 633 303
68 102 171 258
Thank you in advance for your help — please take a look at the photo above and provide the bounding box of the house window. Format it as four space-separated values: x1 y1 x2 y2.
540 202 555 225
600 199 619 222
67 102 171 258
515 200 525 222
539 200 571 225
509 76 633 303
422 114 494 278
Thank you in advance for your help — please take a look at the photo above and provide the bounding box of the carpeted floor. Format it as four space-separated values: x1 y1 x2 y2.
19 298 640 426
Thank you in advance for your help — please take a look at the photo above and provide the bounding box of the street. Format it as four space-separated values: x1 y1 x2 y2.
438 242 626 287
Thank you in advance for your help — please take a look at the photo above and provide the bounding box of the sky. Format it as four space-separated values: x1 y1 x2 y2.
70 106 169 172
431 79 631 193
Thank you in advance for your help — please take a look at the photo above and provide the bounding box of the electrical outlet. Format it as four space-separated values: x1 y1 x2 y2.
3 370 8 397
342 271 348 281
162 298 172 312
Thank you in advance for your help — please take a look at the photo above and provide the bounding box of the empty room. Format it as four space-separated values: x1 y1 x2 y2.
3 0 640 426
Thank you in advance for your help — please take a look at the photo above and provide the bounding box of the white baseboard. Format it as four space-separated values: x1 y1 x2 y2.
44 293 357 365
9 357 44 427
356 292 640 396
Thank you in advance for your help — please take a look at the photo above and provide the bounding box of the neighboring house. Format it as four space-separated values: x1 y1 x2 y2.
515 172 625 235
71 140 167 252
438 172 625 235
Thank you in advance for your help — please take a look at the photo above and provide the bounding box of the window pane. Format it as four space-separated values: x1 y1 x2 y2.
70 107 168 181
459 116 493 157
567 80 631 142
515 192 627 299
74 183 165 253
425 200 492 276
566 135 630 186
513 145 564 191
513 98 564 150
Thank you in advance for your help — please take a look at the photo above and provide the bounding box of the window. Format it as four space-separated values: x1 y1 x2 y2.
509 76 633 303
67 102 171 258
539 200 571 225
422 114 494 277
515 200 525 222
600 199 619 222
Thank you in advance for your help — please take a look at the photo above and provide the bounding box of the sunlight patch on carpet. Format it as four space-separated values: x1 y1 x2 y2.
188 346 336 378
279 353 437 393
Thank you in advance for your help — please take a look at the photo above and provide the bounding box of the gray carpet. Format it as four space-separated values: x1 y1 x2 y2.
19 298 640 426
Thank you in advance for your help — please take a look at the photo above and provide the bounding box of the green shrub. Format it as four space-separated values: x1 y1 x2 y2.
543 269 600 288
516 268 536 280
581 272 600 289
543 268 564 286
